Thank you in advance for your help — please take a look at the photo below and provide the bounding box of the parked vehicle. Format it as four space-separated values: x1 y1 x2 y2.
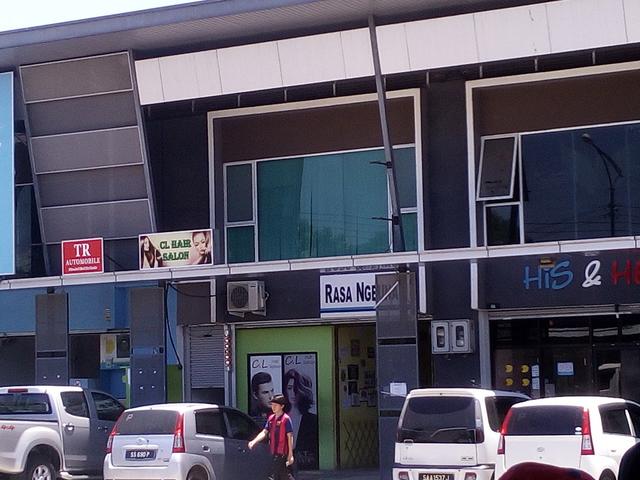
394 388 529 480
495 396 640 480
0 385 124 480
103 403 272 480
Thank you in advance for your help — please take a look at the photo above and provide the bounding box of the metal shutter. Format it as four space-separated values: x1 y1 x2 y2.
188 326 224 388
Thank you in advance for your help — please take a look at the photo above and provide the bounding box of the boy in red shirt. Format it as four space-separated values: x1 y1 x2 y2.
249 393 294 480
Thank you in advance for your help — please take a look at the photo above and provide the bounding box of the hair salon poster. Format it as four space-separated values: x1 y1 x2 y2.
139 229 212 269
248 353 319 469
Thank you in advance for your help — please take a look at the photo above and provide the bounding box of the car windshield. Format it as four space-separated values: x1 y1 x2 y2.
507 405 583 435
0 393 51 414
116 410 179 435
398 396 478 443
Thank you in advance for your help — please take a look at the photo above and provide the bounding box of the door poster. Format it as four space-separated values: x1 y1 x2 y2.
248 352 319 470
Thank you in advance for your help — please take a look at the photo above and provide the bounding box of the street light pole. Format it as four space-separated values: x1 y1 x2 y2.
581 134 623 237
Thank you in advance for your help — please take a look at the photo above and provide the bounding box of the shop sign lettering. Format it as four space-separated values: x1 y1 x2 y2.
320 272 392 317
523 257 640 290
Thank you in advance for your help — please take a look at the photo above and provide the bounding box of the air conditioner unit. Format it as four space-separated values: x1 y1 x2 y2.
227 280 266 315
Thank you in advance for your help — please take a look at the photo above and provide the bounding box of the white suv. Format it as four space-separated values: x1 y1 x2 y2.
394 388 529 480
104 403 271 480
495 396 640 480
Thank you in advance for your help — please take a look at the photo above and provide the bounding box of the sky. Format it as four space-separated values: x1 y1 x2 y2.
0 0 202 32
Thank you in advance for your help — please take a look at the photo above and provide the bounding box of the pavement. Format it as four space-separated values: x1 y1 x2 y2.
297 469 380 480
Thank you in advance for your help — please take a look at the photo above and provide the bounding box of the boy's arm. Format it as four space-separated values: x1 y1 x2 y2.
248 429 268 449
286 432 294 466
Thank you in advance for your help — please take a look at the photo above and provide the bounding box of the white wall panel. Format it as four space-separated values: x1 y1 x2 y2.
377 23 410 74
475 4 550 62
193 50 223 98
341 28 374 78
405 15 477 70
159 54 199 102
134 59 163 105
547 0 626 53
218 42 282 94
624 0 640 42
278 32 345 85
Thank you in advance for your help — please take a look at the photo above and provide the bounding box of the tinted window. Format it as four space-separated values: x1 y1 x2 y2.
116 410 179 435
398 396 477 444
0 393 51 414
61 392 89 418
486 396 527 431
196 410 225 436
600 406 631 435
91 392 124 422
225 410 260 441
507 406 583 435
627 403 640 438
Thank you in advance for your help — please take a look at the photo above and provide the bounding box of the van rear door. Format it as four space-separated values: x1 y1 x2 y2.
396 396 479 467
503 405 583 470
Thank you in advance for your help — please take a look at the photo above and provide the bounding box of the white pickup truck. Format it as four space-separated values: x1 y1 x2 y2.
0 385 124 480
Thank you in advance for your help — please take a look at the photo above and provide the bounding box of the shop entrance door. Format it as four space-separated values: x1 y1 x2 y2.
595 347 640 404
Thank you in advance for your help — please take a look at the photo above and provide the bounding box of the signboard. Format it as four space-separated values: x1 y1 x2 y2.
0 72 14 275
320 272 390 317
139 229 212 269
62 238 104 275
248 352 319 469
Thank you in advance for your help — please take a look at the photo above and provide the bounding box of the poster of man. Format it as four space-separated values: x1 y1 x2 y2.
249 355 282 419
283 353 319 470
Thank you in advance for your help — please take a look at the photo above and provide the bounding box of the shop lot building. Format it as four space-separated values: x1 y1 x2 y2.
1 0 640 476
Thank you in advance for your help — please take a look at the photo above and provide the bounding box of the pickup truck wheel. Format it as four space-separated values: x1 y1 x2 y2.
23 455 55 480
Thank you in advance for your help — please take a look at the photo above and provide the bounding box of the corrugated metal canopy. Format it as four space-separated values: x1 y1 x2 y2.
0 0 550 68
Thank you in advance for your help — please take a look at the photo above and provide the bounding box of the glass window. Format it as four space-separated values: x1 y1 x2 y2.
227 226 255 263
226 164 253 222
398 396 477 444
225 409 260 441
627 403 640 438
116 410 178 435
506 406 583 435
395 148 417 209
61 391 89 418
477 136 518 200
600 406 631 435
399 212 417 252
91 392 124 422
486 204 520 246
195 410 226 436
0 393 51 414
522 123 640 243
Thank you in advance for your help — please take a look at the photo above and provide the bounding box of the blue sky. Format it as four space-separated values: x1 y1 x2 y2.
1 1 201 32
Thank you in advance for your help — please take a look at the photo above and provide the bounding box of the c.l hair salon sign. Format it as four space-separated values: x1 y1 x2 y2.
320 272 386 318
481 249 640 309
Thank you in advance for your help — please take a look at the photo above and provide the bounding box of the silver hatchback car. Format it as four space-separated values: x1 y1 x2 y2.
104 403 272 480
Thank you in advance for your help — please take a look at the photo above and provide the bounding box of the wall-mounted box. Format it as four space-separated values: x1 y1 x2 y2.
431 319 474 354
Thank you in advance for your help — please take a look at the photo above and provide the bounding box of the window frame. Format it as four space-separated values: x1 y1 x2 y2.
476 134 518 202
223 144 417 263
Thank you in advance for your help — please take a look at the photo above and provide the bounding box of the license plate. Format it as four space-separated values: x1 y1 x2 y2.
125 449 156 460
419 474 454 480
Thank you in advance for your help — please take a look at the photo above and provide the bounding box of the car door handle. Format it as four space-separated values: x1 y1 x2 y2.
202 446 210 452
63 423 75 433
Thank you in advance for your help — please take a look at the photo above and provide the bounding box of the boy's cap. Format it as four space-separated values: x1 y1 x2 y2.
270 394 286 406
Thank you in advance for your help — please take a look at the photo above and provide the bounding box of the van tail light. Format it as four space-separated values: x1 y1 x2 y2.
474 428 485 443
497 408 513 455
106 422 119 454
172 413 185 453
581 408 594 455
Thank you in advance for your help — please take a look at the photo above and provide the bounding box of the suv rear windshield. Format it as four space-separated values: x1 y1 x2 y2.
116 410 179 435
398 396 478 444
0 393 51 414
485 396 526 431
506 406 583 435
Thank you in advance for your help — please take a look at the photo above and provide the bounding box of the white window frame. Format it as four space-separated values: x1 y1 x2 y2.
476 134 518 201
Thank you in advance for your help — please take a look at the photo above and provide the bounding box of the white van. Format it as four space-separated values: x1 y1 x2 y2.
394 388 528 480
495 396 640 480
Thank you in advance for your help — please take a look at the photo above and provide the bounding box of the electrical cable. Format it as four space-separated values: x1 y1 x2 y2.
163 284 183 370
167 282 217 298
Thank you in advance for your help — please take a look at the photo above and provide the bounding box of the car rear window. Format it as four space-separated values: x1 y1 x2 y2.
506 406 583 435
0 393 51 414
116 410 179 435
398 396 477 444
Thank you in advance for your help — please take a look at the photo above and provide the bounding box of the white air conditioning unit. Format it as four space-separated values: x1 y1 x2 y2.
227 280 266 315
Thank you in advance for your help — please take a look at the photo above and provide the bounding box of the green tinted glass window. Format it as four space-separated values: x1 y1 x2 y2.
227 226 255 263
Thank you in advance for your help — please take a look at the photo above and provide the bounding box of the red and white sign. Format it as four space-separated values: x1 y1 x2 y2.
62 238 104 275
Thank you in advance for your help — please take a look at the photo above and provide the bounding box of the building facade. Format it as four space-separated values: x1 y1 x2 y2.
1 0 639 475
